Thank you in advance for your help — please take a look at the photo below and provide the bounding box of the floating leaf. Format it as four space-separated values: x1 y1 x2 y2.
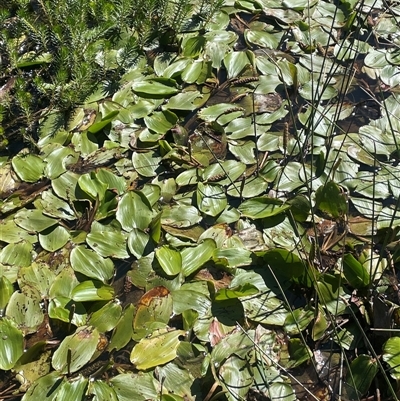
14 209 58 232
223 51 250 79
86 223 128 259
0 276 13 310
239 197 290 219
0 318 24 370
181 239 216 276
315 181 347 218
0 241 33 267
144 110 178 134
134 286 173 329
127 228 152 258
161 205 202 228
264 249 306 278
109 304 135 351
70 245 114 282
383 337 400 380
218 354 253 400
87 301 122 332
109 373 159 401
284 308 314 335
155 246 182 276
345 355 378 399
116 191 153 232
6 292 43 333
182 36 206 58
197 182 227 217
130 329 186 370
38 225 70 252
12 154 45 182
52 326 100 374
343 254 371 288
71 280 115 302
215 284 258 301
78 172 108 200
132 80 178 98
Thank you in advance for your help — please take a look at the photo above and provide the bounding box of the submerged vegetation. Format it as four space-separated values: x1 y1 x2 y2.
2 0 400 399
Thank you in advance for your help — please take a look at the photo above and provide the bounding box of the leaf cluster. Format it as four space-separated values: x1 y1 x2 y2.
0 0 216 153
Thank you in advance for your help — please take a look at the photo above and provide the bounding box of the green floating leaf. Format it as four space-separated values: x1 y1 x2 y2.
52 326 100 374
163 91 202 111
44 146 79 179
19 263 55 298
132 80 178 98
134 286 173 329
239 196 291 219
14 209 58 232
244 29 279 48
89 380 118 401
0 276 13 310
219 354 253 400
51 171 80 201
0 241 33 267
287 338 312 368
86 223 128 259
71 280 115 302
110 373 158 401
182 36 206 58
315 181 347 218
264 249 306 278
284 307 314 335
311 307 329 341
213 248 253 268
127 228 152 258
343 254 370 288
161 205 202 228
171 287 211 315
268 382 295 401
70 245 114 282
383 337 400 380
156 246 182 276
88 301 122 332
158 362 200 400
181 239 216 276
109 304 135 351
287 195 311 222
21 371 64 401
39 225 70 252
88 110 119 134
197 182 227 217
144 110 178 134
38 190 76 220
0 318 24 370
316 274 349 315
198 103 241 123
48 297 87 326
116 191 153 232
12 154 45 182
243 294 287 326
223 51 250 79
0 220 36 244
344 355 378 399
215 283 258 301
130 329 186 370
6 292 43 333
78 172 108 200
132 151 162 178
56 376 89 401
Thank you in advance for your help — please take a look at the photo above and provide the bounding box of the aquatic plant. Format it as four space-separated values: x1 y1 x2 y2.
1 0 400 400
